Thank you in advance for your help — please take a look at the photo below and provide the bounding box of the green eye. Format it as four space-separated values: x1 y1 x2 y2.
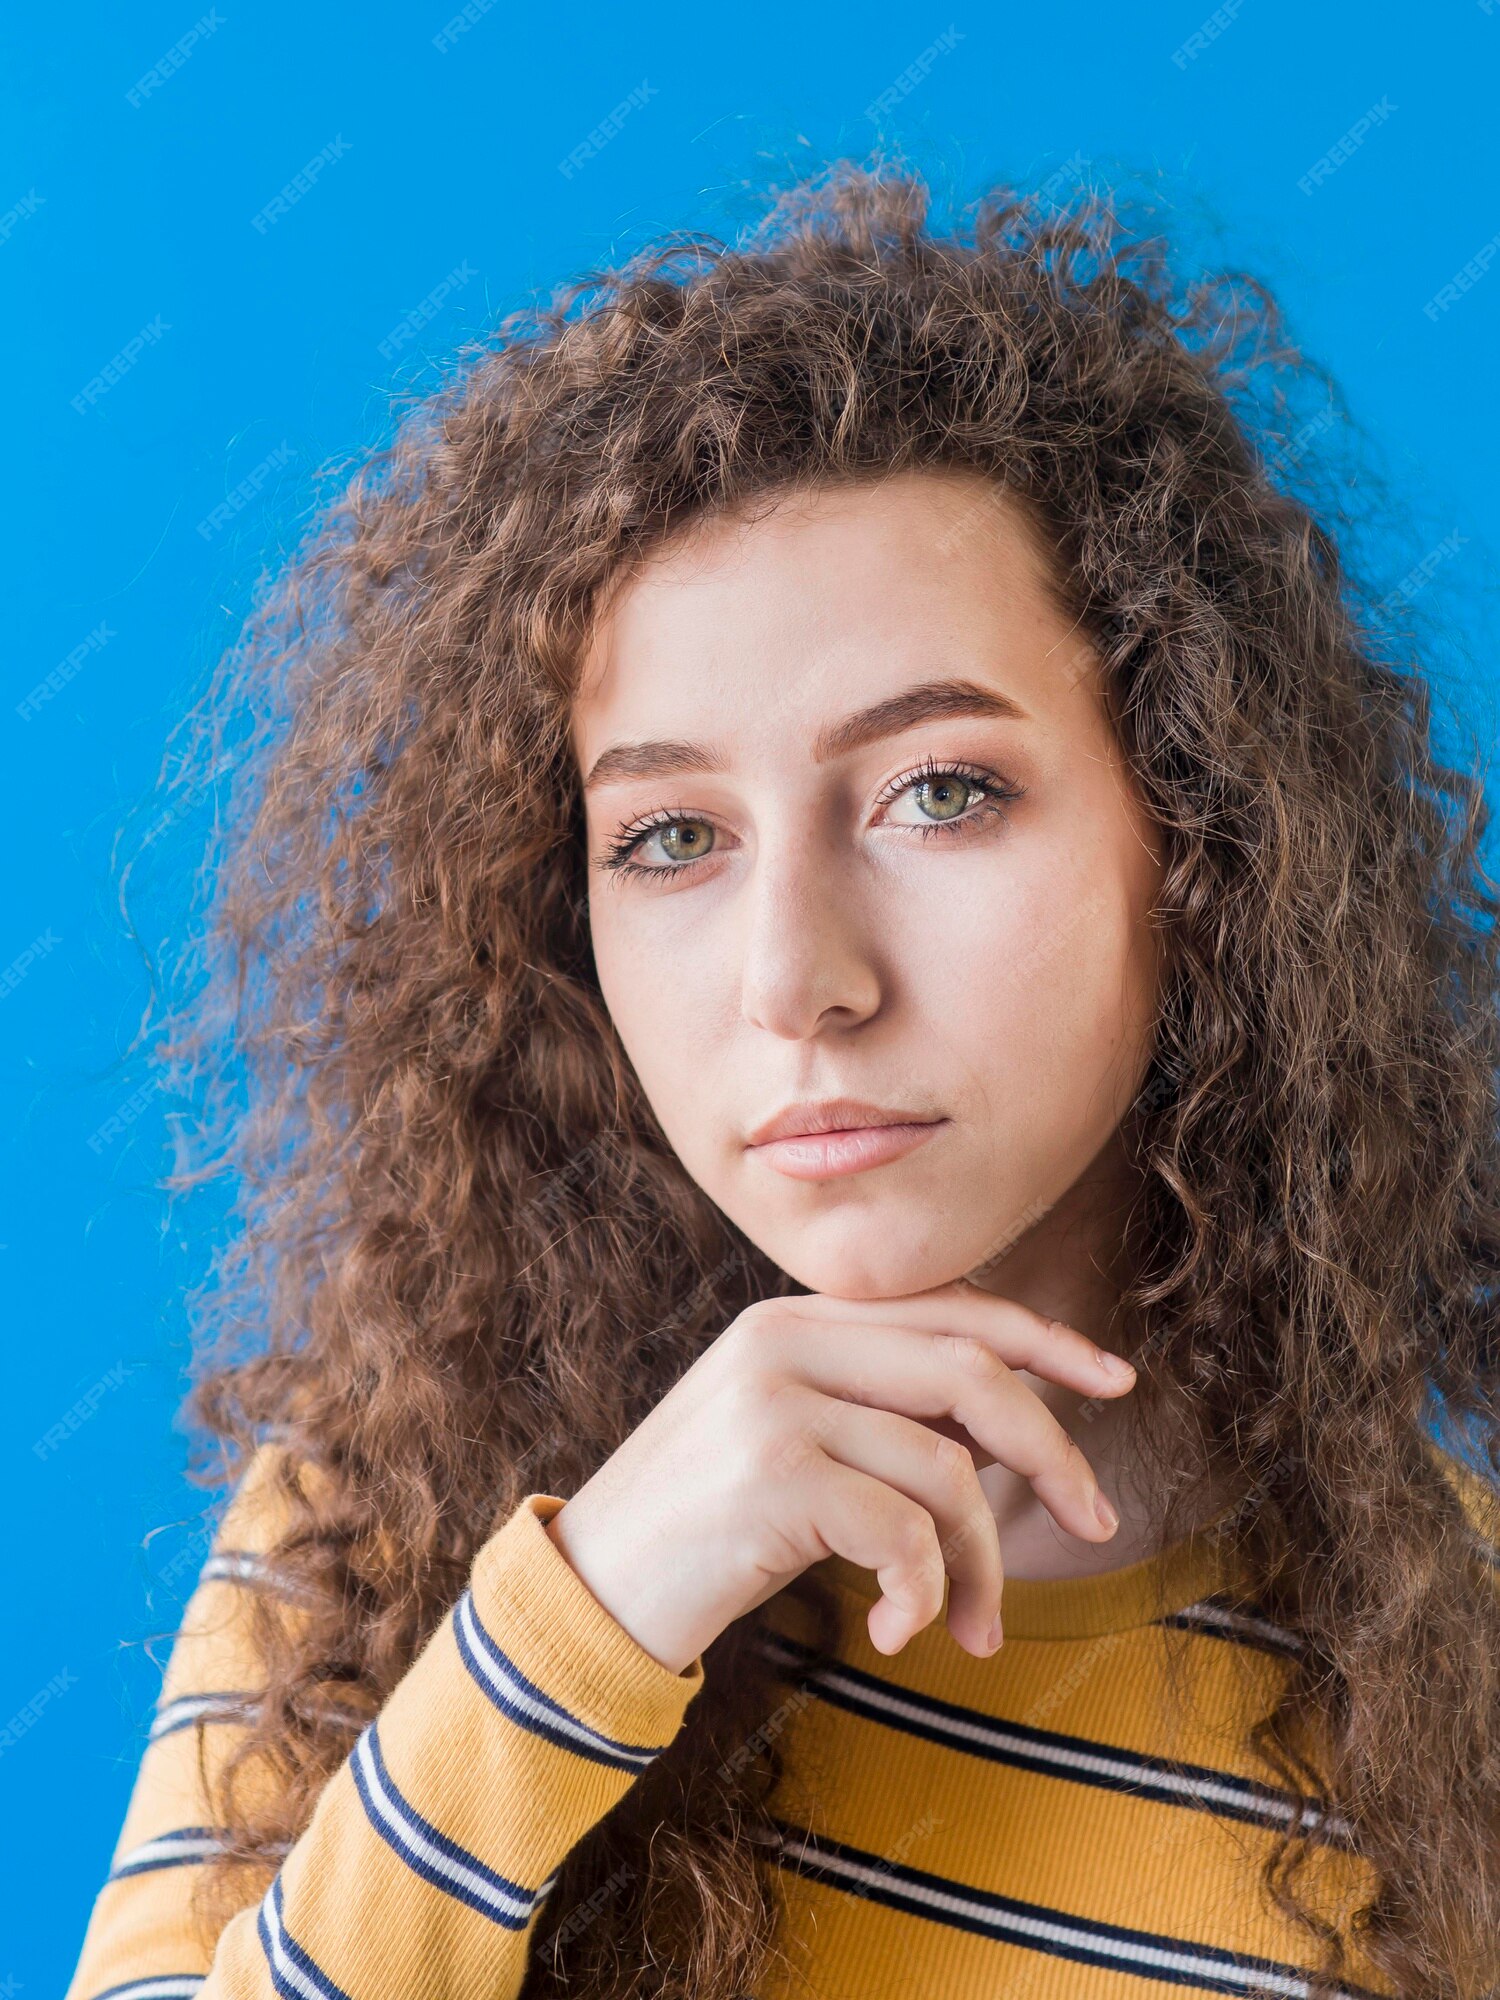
883 759 1014 832
602 814 717 875
653 820 715 861
912 774 974 822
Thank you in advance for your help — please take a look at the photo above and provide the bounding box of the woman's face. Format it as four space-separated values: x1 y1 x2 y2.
569 467 1165 1302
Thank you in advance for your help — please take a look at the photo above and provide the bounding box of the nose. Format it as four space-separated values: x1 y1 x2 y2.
738 829 883 1039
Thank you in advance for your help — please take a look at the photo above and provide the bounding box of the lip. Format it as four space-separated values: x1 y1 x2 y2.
745 1099 949 1183
747 1097 939 1145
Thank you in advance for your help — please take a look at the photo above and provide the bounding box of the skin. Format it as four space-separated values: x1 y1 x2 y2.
569 466 1171 1582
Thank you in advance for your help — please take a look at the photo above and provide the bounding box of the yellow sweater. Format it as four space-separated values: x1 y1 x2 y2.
64 1435 1499 2000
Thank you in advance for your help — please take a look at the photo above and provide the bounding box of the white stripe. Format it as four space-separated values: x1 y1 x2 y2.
150 1692 251 1739
1176 1599 1304 1650
198 1549 317 1606
352 1728 538 1922
761 1636 1349 1840
94 1981 205 2000
200 1551 269 1584
112 1830 223 1873
259 1882 337 2000
778 1828 1367 2000
455 1592 656 1769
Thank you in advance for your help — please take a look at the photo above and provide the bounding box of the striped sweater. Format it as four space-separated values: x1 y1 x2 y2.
64 1434 1499 2000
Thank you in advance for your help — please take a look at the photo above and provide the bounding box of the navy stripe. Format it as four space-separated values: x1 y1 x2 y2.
350 1718 554 1929
771 1817 1386 2000
761 1629 1349 1845
452 1585 672 1773
257 1873 355 2000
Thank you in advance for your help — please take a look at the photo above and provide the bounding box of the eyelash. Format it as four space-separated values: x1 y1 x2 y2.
597 755 1027 881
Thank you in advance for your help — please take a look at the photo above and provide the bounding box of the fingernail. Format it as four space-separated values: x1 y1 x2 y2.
987 1613 1004 1651
1097 1347 1135 1380
1094 1489 1119 1531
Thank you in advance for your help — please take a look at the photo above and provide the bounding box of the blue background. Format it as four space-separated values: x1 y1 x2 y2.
6 1 1499 1986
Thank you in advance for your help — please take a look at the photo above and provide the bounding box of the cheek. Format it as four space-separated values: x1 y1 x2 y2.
588 907 657 1068
939 841 1160 1125
588 897 731 1113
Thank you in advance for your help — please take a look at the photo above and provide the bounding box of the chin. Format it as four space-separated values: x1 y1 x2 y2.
766 1223 972 1303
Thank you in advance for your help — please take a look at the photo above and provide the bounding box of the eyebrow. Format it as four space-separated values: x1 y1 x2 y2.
581 676 1027 792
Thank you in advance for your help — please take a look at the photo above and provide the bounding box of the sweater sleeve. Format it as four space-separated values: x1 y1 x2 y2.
63 1445 707 2000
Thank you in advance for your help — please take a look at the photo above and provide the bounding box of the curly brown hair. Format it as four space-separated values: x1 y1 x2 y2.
129 158 1500 1999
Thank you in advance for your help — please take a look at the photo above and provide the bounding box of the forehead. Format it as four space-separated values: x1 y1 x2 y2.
568 468 1086 759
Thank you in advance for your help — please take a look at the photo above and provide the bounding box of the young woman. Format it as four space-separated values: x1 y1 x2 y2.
65 163 1500 2000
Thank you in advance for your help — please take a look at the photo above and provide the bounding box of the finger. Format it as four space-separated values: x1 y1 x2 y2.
771 1383 1004 1657
764 1316 1116 1544
780 1280 1137 1402
798 1452 959 1655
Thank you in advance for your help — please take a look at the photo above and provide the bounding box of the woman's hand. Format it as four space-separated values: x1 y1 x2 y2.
543 1279 1136 1675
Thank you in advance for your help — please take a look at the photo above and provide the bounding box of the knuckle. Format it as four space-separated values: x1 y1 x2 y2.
929 1428 974 1493
942 1330 1005 1380
711 1313 753 1375
717 1304 785 1378
888 1537 944 1611
718 1301 764 1353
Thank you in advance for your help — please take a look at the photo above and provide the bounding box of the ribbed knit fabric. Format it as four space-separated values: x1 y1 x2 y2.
64 1435 1498 2000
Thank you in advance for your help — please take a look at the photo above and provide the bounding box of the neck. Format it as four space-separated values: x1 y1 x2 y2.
961 1126 1216 1580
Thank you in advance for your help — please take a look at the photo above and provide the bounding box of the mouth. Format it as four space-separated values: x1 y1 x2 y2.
745 1099 949 1182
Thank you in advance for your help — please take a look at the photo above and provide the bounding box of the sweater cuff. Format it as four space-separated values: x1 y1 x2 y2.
467 1493 706 1749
